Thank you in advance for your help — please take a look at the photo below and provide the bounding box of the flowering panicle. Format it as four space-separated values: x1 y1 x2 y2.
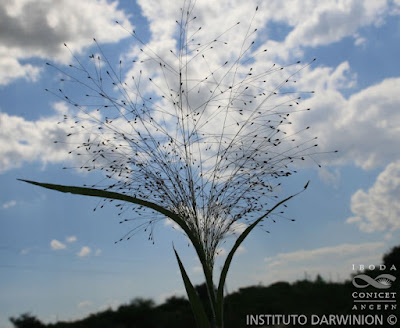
20 2 339 326
43 2 322 268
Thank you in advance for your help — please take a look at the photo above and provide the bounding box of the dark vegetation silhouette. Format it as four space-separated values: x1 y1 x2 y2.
9 313 45 328
10 245 399 328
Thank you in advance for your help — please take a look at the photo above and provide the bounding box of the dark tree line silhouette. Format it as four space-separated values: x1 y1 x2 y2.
10 245 399 328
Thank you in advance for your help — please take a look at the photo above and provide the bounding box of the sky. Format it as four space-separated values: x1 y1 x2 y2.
1 0 400 326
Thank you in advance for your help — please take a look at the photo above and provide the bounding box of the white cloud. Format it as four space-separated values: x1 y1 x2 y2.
134 0 395 68
138 0 393 56
293 73 400 170
0 102 102 173
237 246 246 255
0 107 70 172
95 249 102 256
295 61 356 94
281 0 389 49
264 242 384 267
130 1 399 174
255 242 385 285
0 57 41 86
0 0 133 85
347 160 400 233
66 236 77 243
2 200 17 209
77 300 92 308
50 239 66 250
164 218 182 231
132 1 380 100
2 2 396 175
354 34 367 47
228 221 248 235
318 167 341 188
77 246 91 257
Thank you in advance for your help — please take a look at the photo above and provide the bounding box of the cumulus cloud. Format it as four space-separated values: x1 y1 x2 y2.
282 0 389 49
130 1 399 173
353 34 367 47
50 239 66 250
347 160 400 233
0 106 69 172
127 0 378 104
66 236 77 243
0 102 102 173
2 200 17 209
293 71 400 170
0 0 133 85
0 0 396 201
77 246 91 257
2 1 397 175
138 0 394 51
135 0 396 66
131 0 381 93
318 167 341 188
0 57 41 85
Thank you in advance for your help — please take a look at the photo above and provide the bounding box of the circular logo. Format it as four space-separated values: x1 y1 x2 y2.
387 315 397 326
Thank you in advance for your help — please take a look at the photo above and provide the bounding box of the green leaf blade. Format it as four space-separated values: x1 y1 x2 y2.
215 182 309 326
173 248 210 328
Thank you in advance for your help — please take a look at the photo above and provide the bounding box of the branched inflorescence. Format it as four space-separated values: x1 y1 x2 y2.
46 2 323 269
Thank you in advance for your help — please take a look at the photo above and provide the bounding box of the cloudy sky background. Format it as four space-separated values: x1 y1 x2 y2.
1 0 400 326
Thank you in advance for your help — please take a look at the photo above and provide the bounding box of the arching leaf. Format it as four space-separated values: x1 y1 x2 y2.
174 247 210 328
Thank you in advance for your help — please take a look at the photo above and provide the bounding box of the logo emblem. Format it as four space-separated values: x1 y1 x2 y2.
352 274 396 289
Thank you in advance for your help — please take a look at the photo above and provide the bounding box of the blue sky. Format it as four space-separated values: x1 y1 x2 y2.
1 0 400 326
